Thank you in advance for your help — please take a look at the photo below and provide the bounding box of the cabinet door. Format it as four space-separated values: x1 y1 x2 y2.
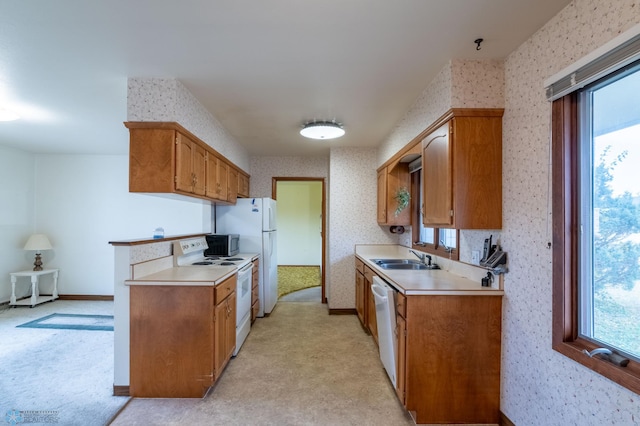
396 313 406 405
217 159 229 201
205 155 228 201
377 168 387 224
175 133 195 193
364 267 378 344
214 300 227 379
192 143 206 196
355 270 365 327
226 291 237 360
227 166 238 203
422 123 452 226
367 282 378 344
176 132 206 195
238 172 250 197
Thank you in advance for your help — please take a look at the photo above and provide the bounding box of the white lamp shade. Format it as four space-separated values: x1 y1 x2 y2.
24 234 53 252
300 122 345 140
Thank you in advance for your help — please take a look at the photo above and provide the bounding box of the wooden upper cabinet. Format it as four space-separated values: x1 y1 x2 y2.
378 163 411 226
227 166 238 203
176 132 206 196
205 154 229 202
421 110 503 229
377 169 387 223
422 123 452 225
237 170 250 198
125 122 249 205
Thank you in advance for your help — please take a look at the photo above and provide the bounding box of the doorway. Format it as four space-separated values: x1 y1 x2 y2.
272 177 326 303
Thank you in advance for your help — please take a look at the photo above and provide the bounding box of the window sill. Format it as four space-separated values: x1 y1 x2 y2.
553 339 640 395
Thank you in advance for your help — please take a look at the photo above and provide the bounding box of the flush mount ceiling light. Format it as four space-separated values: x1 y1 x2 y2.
300 120 345 140
0 108 20 121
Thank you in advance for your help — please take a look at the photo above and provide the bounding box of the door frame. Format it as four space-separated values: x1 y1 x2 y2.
272 177 327 304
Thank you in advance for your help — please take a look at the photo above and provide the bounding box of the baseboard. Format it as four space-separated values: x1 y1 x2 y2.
58 295 114 301
113 385 130 397
500 411 515 426
328 308 356 315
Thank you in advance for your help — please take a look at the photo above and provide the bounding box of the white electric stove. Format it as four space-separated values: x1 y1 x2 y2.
173 237 254 356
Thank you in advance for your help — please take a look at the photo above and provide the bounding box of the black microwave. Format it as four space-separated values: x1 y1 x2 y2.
204 234 240 256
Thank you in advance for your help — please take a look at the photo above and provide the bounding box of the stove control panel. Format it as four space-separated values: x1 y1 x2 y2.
174 237 208 256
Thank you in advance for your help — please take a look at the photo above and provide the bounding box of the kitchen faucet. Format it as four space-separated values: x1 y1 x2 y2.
409 249 431 266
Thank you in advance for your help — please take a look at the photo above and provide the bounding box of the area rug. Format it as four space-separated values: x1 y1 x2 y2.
278 266 321 297
17 313 114 331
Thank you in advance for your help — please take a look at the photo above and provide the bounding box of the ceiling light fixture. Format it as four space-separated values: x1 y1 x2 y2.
300 120 345 140
0 108 20 121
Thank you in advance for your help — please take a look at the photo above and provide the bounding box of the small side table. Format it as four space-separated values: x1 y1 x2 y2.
10 269 59 307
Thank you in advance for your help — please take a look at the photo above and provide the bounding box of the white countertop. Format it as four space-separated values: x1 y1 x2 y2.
125 265 237 286
125 253 259 287
355 244 503 296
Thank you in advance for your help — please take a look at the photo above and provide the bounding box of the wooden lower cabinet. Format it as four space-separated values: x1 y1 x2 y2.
129 274 237 398
364 265 378 344
398 295 502 424
395 293 407 405
214 290 236 379
355 258 366 328
251 258 260 323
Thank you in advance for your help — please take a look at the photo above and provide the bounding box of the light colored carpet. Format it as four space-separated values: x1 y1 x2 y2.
0 300 129 426
277 266 321 298
111 302 414 426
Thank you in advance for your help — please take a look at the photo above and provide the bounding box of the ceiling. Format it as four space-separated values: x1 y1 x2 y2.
0 0 571 157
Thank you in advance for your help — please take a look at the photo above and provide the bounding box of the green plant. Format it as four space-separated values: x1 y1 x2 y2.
394 187 410 216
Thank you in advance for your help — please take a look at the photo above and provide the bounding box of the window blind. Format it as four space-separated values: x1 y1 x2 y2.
545 23 640 101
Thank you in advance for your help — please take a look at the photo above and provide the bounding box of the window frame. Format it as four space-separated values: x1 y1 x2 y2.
410 171 460 260
552 92 640 394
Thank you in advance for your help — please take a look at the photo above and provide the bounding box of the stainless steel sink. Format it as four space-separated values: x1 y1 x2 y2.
371 259 440 270
371 258 421 265
379 263 431 270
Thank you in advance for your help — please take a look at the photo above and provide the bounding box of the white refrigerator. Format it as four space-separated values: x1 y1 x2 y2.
216 198 277 317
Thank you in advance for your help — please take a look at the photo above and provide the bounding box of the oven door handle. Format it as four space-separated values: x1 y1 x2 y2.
238 263 253 276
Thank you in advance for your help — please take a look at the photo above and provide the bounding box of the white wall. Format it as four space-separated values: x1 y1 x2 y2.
0 146 36 302
34 154 211 296
276 181 322 265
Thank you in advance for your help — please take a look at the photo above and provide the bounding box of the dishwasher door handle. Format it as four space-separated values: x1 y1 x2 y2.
371 283 388 300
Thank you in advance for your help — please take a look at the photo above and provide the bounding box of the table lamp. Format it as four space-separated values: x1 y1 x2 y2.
24 234 53 271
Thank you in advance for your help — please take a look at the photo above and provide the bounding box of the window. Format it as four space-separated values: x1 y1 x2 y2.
552 60 640 394
410 166 459 260
578 65 640 361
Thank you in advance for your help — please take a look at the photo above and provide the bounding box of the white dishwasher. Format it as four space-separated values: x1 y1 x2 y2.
371 276 398 387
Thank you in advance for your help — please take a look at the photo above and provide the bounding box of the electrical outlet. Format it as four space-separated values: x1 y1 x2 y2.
471 250 480 265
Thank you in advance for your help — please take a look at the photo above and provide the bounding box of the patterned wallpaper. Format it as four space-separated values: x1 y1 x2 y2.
450 59 505 108
500 0 640 423
386 58 505 263
328 148 398 309
249 156 330 198
127 78 249 171
377 62 452 166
